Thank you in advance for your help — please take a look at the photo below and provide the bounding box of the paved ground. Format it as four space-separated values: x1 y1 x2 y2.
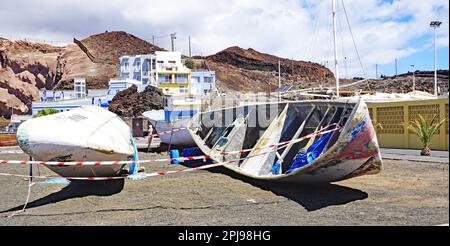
0 150 448 226
381 148 449 164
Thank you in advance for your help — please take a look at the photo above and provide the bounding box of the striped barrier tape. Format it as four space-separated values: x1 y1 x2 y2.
0 124 340 167
0 151 24 154
0 172 124 180
0 136 299 181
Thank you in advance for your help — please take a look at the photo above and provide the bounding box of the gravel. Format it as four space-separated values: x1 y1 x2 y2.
0 151 448 226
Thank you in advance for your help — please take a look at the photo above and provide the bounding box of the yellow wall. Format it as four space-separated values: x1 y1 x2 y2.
158 83 189 94
367 98 449 150
156 71 191 94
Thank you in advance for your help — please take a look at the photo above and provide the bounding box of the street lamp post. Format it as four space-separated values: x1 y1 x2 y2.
410 65 415 92
430 21 442 97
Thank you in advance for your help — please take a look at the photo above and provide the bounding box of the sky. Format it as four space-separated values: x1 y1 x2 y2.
0 0 448 78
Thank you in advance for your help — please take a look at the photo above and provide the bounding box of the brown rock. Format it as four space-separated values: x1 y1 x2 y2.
108 85 164 118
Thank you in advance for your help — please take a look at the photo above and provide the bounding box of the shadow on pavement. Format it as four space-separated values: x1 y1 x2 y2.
206 166 368 212
0 179 124 213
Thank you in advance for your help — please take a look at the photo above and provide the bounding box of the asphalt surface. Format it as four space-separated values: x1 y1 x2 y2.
0 150 448 225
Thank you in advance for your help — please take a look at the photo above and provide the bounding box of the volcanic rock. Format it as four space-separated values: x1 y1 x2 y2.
108 85 164 117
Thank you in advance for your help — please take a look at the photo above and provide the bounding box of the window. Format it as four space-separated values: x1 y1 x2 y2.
176 74 188 83
135 61 141 70
179 86 188 93
204 77 212 83
158 74 171 83
192 76 200 83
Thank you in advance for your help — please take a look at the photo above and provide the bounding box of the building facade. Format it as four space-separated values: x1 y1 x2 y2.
119 51 193 94
190 70 216 95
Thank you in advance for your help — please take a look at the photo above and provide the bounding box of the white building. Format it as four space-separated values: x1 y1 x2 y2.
117 51 215 95
190 70 216 95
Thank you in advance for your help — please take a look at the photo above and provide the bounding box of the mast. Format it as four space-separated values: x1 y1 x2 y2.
278 60 281 102
332 0 340 97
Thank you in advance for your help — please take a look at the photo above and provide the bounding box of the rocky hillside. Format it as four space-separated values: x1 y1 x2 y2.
0 40 64 117
344 70 449 94
0 31 164 118
199 46 335 92
77 31 165 65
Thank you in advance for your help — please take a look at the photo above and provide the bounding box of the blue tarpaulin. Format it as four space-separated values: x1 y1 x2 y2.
286 131 333 174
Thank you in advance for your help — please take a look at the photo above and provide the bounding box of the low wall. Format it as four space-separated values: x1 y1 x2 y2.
367 98 449 150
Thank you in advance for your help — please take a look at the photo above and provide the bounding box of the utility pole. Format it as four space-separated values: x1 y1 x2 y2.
152 35 155 45
430 21 442 97
170 33 177 52
332 0 340 97
410 64 415 92
395 58 398 76
375 64 378 78
278 60 281 102
188 36 192 57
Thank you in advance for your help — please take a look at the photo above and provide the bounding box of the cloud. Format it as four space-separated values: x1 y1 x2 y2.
0 0 448 77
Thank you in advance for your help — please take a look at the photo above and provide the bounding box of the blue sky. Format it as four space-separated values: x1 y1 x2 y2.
375 0 449 76
0 0 448 78
378 46 448 77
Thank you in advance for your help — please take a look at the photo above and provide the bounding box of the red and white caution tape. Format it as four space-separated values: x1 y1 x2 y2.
0 139 286 181
0 125 341 181
0 124 340 166
0 150 23 154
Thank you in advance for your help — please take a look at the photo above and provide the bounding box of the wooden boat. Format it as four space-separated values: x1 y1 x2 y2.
189 98 382 183
16 106 134 177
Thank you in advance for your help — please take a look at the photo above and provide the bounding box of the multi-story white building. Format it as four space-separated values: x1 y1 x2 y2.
117 51 215 95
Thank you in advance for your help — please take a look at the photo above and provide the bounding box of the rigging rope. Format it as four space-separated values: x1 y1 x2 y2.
341 0 366 77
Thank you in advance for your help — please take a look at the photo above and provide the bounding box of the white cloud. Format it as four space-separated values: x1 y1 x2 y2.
0 0 448 77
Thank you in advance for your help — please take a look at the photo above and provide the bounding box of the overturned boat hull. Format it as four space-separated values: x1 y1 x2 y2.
143 110 196 147
189 98 382 183
16 106 134 177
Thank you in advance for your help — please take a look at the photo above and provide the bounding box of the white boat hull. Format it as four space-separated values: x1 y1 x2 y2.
17 106 134 177
143 110 196 147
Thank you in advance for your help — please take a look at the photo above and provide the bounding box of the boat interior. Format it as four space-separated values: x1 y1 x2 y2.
193 101 356 177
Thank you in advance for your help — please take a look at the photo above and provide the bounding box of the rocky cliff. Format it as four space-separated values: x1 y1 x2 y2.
0 40 64 117
200 46 335 92
0 31 164 118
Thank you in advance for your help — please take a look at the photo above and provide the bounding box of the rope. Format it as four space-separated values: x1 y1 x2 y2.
8 162 33 217
128 134 140 175
341 0 366 77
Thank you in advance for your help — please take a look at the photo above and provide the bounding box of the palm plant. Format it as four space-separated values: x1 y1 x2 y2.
36 108 60 117
404 114 446 156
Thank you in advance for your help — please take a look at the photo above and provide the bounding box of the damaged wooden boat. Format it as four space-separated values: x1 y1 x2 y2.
189 98 382 183
16 106 134 177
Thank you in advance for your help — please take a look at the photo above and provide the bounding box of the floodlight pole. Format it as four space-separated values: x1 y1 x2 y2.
410 65 415 92
430 21 442 97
